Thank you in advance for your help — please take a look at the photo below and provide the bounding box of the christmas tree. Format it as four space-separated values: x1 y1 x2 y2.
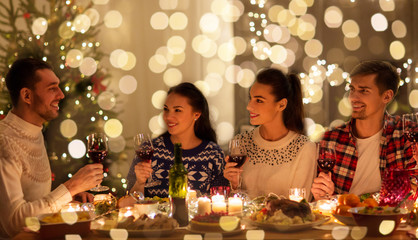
0 0 127 196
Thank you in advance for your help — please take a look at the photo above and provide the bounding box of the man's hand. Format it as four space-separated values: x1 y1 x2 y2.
63 164 104 196
223 156 243 189
73 192 94 203
311 172 335 200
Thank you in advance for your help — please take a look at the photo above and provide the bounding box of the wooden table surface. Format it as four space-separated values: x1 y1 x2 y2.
13 227 414 240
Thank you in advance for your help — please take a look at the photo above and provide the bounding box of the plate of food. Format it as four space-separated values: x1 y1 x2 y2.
248 199 330 232
92 213 178 238
38 211 95 240
187 212 243 236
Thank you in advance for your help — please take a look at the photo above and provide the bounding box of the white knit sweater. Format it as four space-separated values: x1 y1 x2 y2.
0 111 72 238
237 128 317 200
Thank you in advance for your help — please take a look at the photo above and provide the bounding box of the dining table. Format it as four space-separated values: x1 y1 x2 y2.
12 223 415 240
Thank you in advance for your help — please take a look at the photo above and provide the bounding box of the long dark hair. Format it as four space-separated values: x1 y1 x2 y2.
255 68 305 134
167 82 217 143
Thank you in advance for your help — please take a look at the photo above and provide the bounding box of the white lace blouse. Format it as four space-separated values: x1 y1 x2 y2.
237 127 317 199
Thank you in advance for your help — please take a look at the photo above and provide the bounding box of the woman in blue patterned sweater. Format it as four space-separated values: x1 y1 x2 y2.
127 82 228 197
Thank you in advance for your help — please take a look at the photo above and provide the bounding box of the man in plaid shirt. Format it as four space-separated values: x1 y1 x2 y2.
311 60 417 200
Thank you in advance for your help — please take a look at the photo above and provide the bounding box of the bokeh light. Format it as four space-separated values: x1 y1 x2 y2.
200 13 219 33
104 10 123 28
150 12 169 30
169 12 188 30
104 119 123 138
152 90 167 109
159 0 178 10
338 97 352 117
120 52 137 71
110 49 128 69
84 8 100 26
342 20 360 38
60 119 78 138
108 136 126 153
389 41 405 60
216 122 235 145
218 42 236 62
289 0 307 16
167 36 186 54
207 59 226 75
97 91 116 110
148 54 168 73
344 36 361 51
68 139 86 159
163 68 183 87
371 13 388 32
79 57 97 76
66 49 84 68
58 21 75 39
237 69 255 88
119 75 137 95
253 41 270 60
31 17 48 35
392 20 407 38
304 39 323 58
225 65 242 84
409 90 418 108
324 6 343 28
379 0 395 12
73 14 91 33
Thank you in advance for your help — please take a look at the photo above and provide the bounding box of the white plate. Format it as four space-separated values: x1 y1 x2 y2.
249 214 330 232
186 225 244 236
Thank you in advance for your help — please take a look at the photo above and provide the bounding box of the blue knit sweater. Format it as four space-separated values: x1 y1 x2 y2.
127 133 229 197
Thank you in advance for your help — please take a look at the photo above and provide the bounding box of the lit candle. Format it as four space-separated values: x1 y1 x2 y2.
197 197 211 215
187 189 197 204
316 200 336 216
211 193 225 203
228 196 243 216
289 188 305 202
212 201 227 213
61 203 80 212
118 206 137 221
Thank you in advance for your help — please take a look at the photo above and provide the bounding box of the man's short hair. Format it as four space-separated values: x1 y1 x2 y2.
5 58 53 107
350 60 400 96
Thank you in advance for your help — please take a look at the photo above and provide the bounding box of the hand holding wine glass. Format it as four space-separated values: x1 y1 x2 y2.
87 133 109 192
316 144 336 199
134 133 161 188
227 138 247 191
403 113 418 157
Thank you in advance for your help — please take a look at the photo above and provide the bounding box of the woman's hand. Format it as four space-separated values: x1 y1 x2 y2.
134 161 153 185
223 156 243 189
311 172 335 200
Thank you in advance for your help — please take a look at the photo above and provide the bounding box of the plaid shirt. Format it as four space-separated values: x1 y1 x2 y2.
320 112 415 194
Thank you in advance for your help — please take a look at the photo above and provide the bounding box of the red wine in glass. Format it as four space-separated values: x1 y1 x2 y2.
88 150 108 164
134 133 160 188
404 132 418 143
317 157 336 173
228 154 247 168
87 133 109 192
403 113 418 156
135 149 154 163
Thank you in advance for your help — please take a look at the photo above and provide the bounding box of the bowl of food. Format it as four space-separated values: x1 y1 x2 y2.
348 206 408 237
38 211 95 239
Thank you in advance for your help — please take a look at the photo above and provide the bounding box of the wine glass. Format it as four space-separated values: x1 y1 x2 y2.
134 133 161 187
317 143 336 199
403 113 418 157
87 133 109 192
228 138 247 191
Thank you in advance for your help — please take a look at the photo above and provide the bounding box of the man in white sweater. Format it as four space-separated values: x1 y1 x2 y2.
0 58 104 238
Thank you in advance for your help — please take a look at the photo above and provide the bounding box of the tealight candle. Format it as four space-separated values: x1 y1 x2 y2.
187 189 197 204
61 203 80 212
197 197 211 215
316 200 336 216
289 188 306 202
118 207 137 221
228 196 243 216
212 201 227 213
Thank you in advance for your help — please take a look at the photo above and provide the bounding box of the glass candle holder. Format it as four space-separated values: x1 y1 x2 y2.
289 188 306 202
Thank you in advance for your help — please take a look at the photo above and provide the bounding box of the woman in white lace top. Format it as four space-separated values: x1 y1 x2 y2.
223 68 316 199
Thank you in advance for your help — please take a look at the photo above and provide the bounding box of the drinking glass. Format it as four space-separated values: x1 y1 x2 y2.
403 113 418 157
228 138 247 191
87 133 109 192
134 133 161 187
317 144 336 199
